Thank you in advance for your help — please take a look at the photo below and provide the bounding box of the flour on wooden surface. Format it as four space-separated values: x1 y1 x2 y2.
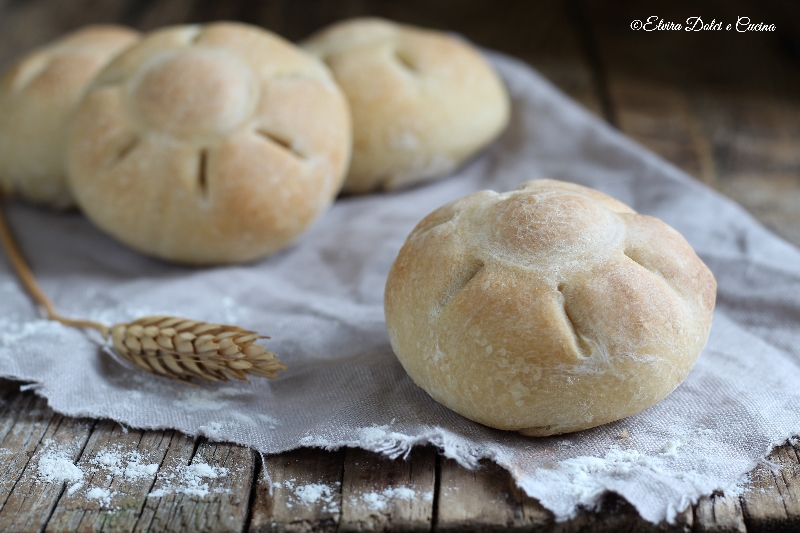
28 441 229 506
37 446 82 484
90 449 159 480
149 461 229 498
360 486 425 511
86 487 112 507
274 478 341 513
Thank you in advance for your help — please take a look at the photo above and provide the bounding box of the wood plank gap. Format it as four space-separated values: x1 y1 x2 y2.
563 0 617 126
242 451 263 533
431 452 440 532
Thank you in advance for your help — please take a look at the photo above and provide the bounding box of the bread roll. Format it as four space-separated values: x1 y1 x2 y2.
0 25 140 208
384 179 716 436
67 22 351 264
302 18 509 194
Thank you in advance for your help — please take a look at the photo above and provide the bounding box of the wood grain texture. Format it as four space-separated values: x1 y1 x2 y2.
339 447 436 532
694 492 747 533
607 77 718 187
437 457 552 532
740 442 800 532
251 447 344 533
0 393 95 532
45 421 174 533
132 436 255 533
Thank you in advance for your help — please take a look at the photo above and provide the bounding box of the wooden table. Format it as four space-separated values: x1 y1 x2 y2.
1 0 799 531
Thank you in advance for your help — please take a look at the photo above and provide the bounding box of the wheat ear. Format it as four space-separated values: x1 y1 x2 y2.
0 200 285 384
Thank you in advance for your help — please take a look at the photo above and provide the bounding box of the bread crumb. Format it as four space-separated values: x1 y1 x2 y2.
618 429 630 439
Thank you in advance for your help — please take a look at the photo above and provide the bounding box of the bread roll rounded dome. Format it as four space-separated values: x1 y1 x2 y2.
302 18 509 194
67 22 351 264
384 179 716 436
0 25 140 208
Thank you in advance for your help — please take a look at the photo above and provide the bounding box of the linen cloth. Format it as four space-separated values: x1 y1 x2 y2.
1 52 799 524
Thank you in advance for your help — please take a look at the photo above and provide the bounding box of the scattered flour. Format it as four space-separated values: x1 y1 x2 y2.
148 461 229 499
67 481 84 495
86 487 112 507
37 447 83 484
256 413 281 429
0 319 62 347
361 486 419 511
34 442 228 505
91 449 159 481
661 440 682 457
276 478 339 513
554 447 663 502
173 386 252 411
198 422 224 439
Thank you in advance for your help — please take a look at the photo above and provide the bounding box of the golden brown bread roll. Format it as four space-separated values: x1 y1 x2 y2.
66 22 351 264
384 179 716 436
302 18 510 194
0 25 140 208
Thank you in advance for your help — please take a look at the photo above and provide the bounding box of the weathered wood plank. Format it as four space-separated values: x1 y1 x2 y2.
693 492 747 533
584 0 800 252
0 393 95 532
250 447 344 533
133 436 255 533
436 456 552 532
45 420 174 533
690 91 800 247
741 442 800 532
0 390 55 509
607 77 718 187
338 446 436 532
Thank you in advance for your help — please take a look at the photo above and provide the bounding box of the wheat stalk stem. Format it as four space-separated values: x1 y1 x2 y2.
0 199 285 383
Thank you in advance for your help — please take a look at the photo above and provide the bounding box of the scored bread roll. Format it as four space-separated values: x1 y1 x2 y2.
0 25 140 209
385 179 716 436
67 22 351 264
302 18 510 194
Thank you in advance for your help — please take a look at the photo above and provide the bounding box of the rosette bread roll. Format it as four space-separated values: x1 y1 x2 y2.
385 179 716 436
67 22 351 264
302 18 510 194
0 25 140 208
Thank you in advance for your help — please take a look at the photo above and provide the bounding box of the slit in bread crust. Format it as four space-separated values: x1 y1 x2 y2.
255 128 305 160
558 283 593 359
434 258 485 316
107 134 140 168
197 149 209 198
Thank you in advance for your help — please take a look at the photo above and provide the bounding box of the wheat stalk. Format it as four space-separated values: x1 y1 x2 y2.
0 199 286 384
111 316 285 383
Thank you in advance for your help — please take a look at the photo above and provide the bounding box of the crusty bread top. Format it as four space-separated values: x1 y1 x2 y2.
302 18 510 193
385 179 717 435
67 22 351 264
0 25 140 208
